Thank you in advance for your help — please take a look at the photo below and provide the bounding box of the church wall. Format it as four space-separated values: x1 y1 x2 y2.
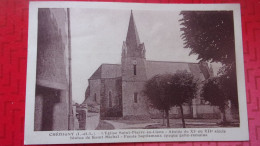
100 78 122 119
121 54 149 119
89 79 101 104
122 81 149 118
122 57 147 82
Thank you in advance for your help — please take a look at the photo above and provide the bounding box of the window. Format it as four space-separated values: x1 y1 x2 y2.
109 91 112 107
134 92 138 103
94 93 97 102
134 65 136 75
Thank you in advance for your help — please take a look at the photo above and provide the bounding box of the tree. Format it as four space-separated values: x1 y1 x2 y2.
143 71 197 128
168 71 198 128
218 63 238 108
201 77 228 123
179 11 239 111
179 11 235 64
143 74 172 127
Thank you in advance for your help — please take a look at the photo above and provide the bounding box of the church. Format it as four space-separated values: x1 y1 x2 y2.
84 11 219 120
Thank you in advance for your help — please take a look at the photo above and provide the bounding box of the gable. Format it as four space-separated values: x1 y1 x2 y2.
89 65 102 80
90 64 121 80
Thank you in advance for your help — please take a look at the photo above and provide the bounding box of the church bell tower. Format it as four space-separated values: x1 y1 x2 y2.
121 11 149 118
121 10 147 81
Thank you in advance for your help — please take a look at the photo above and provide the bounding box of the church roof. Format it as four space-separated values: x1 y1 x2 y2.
89 65 102 80
89 61 210 81
89 64 121 80
145 60 206 80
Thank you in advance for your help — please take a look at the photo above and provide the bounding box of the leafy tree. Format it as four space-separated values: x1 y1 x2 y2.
179 11 239 110
143 74 172 127
143 71 197 128
179 11 235 64
201 77 228 123
168 71 198 128
218 63 238 108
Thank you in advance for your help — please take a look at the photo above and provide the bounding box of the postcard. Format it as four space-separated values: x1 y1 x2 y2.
24 1 249 144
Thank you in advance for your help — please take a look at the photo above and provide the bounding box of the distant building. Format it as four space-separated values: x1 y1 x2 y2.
83 11 218 120
34 8 73 131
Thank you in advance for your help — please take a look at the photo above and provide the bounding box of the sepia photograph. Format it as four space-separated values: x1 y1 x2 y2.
25 2 248 144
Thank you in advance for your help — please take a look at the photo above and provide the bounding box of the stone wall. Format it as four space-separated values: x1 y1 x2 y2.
100 78 122 119
149 104 221 119
194 104 221 119
86 111 100 130
121 52 149 118
76 108 88 130
89 79 101 104
122 81 149 118
122 57 147 82
149 105 192 119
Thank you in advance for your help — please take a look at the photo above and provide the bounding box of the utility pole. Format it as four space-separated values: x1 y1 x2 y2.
67 8 74 130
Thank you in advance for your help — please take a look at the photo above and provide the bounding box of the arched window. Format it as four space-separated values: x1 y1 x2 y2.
134 92 138 103
109 91 112 107
133 65 137 75
94 93 97 102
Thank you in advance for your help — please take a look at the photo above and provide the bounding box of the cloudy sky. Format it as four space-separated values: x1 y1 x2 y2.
70 8 221 104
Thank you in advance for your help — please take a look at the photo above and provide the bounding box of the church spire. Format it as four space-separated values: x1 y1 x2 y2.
126 10 141 51
122 10 145 59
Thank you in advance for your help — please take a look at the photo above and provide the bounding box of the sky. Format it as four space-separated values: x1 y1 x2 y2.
70 8 221 104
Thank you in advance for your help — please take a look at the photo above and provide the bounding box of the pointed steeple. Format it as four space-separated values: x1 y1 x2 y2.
126 10 141 52
122 10 145 59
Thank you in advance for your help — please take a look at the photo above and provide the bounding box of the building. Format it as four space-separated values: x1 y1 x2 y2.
34 8 74 131
83 11 218 120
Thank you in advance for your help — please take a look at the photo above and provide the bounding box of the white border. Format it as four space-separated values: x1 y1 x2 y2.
25 1 249 145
